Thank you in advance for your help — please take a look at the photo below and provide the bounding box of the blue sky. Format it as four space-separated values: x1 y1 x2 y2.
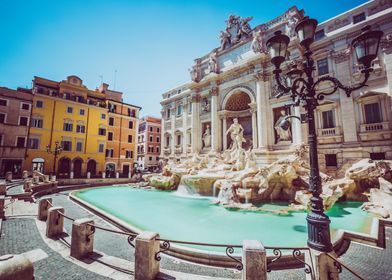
0 0 368 116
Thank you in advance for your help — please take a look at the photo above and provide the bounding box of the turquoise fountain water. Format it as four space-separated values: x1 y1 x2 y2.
74 186 373 251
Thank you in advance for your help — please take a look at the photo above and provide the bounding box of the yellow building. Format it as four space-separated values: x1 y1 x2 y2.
25 75 108 178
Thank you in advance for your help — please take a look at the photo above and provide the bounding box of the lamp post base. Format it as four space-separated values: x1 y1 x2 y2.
306 211 333 252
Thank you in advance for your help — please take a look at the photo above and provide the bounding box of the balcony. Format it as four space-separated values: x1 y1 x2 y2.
317 126 343 144
353 58 383 81
359 122 392 141
175 146 183 154
163 147 171 154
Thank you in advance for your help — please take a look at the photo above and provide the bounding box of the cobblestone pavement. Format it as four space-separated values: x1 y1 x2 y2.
1 189 391 279
0 218 109 280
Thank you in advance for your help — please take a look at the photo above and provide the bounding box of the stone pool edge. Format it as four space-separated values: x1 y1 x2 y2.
68 186 392 271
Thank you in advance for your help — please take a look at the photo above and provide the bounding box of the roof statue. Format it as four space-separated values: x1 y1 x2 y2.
220 15 254 51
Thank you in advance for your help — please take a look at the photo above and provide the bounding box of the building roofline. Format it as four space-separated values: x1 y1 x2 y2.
106 98 142 109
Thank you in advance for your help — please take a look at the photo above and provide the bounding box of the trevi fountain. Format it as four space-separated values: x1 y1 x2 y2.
144 119 392 219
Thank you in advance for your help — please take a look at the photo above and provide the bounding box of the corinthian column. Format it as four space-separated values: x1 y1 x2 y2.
191 92 201 153
222 116 227 150
182 99 188 155
160 110 165 158
249 102 258 149
170 107 176 156
255 71 272 149
210 87 219 152
292 106 303 145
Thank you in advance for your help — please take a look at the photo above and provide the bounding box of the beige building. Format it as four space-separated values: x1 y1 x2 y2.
0 87 33 178
160 0 392 174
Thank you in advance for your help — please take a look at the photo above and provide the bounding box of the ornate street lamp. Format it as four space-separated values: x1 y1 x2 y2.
266 20 383 252
46 141 63 176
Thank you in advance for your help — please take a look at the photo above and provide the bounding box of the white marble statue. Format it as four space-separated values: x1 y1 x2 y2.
208 52 218 74
203 124 211 148
225 118 247 163
251 30 264 53
274 110 292 142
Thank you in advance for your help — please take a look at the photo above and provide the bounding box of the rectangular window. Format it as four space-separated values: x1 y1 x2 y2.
21 103 30 110
101 113 106 120
189 102 192 114
31 118 43 128
353 12 366 24
166 109 170 119
0 99 7 106
126 150 131 158
98 143 104 153
19 117 28 126
157 136 160 143
150 127 153 132
325 154 337 167
315 29 325 41
156 147 160 153
131 151 133 158
128 135 132 143
76 142 83 152
98 128 106 136
0 113 5 123
63 123 73 132
177 135 181 145
79 109 85 116
61 140 72 151
157 128 160 133
370 152 385 160
177 105 182 116
317 58 329 76
67 106 73 113
76 125 85 133
322 110 335 128
149 156 152 161
16 137 26 148
27 138 39 149
109 117 114 126
149 136 153 142
129 121 133 129
36 100 43 108
0 134 3 145
108 132 113 141
364 103 382 124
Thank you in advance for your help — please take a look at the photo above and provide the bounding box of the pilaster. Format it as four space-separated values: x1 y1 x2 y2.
210 86 220 152
191 92 201 153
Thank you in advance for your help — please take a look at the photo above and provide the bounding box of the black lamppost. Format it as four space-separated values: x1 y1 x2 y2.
266 18 383 252
46 141 63 176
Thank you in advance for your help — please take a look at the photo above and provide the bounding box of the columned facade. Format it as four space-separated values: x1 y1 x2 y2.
160 2 392 173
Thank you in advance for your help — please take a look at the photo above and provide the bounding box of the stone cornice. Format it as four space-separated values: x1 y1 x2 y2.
332 48 351 64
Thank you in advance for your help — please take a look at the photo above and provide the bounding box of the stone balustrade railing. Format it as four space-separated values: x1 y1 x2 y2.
317 126 342 137
360 121 390 133
36 198 335 280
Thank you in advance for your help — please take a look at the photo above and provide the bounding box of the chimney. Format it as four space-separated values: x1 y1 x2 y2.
99 83 109 93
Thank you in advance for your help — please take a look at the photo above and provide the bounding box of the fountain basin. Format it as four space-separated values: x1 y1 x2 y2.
72 186 374 248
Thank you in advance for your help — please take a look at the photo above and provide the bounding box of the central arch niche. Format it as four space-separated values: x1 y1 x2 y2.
224 91 252 111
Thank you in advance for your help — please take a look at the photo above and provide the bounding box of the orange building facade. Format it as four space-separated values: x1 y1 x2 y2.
102 84 140 177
